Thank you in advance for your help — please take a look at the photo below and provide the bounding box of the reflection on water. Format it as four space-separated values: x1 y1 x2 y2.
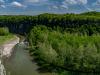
4 44 55 75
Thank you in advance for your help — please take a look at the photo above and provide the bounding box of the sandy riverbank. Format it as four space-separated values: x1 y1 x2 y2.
0 36 20 57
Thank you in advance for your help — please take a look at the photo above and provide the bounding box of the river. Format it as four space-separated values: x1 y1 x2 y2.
2 42 99 75
3 43 56 75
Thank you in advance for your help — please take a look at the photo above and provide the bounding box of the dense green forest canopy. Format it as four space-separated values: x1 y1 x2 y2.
0 11 100 35
0 11 100 75
29 25 100 73
27 12 100 74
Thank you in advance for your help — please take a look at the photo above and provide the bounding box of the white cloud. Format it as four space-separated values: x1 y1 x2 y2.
64 0 77 5
11 1 26 8
0 0 5 3
0 0 5 8
60 0 88 10
83 5 93 11
91 0 100 11
0 5 5 8
0 0 5 5
77 0 87 5
60 4 68 9
52 5 58 9
26 0 39 3
93 0 100 6
63 0 87 5
24 0 47 3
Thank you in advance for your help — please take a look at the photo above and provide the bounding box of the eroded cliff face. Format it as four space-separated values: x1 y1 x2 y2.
1 36 19 57
0 36 19 75
0 60 6 75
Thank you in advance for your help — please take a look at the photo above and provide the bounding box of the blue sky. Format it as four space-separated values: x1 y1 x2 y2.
0 0 100 15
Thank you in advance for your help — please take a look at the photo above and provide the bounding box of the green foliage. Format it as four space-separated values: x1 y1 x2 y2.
81 11 100 16
29 26 100 73
0 11 99 74
0 11 100 35
0 34 14 45
0 27 9 35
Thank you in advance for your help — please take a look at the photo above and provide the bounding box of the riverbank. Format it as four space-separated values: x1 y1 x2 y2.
4 41 56 75
0 35 20 57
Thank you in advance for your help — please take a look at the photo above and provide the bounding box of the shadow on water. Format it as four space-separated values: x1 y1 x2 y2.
3 43 55 75
3 43 100 75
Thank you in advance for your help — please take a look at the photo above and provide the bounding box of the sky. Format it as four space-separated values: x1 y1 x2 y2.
0 0 100 15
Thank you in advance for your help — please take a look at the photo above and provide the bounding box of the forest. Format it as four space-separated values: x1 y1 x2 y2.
0 11 99 35
0 11 100 75
29 25 100 75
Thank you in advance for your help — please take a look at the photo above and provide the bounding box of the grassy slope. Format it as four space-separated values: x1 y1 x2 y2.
0 34 16 45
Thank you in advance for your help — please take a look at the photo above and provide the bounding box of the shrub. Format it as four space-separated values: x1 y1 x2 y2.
29 26 100 73
0 27 9 35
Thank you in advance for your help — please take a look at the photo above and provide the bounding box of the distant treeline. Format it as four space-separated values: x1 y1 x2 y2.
0 11 100 35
